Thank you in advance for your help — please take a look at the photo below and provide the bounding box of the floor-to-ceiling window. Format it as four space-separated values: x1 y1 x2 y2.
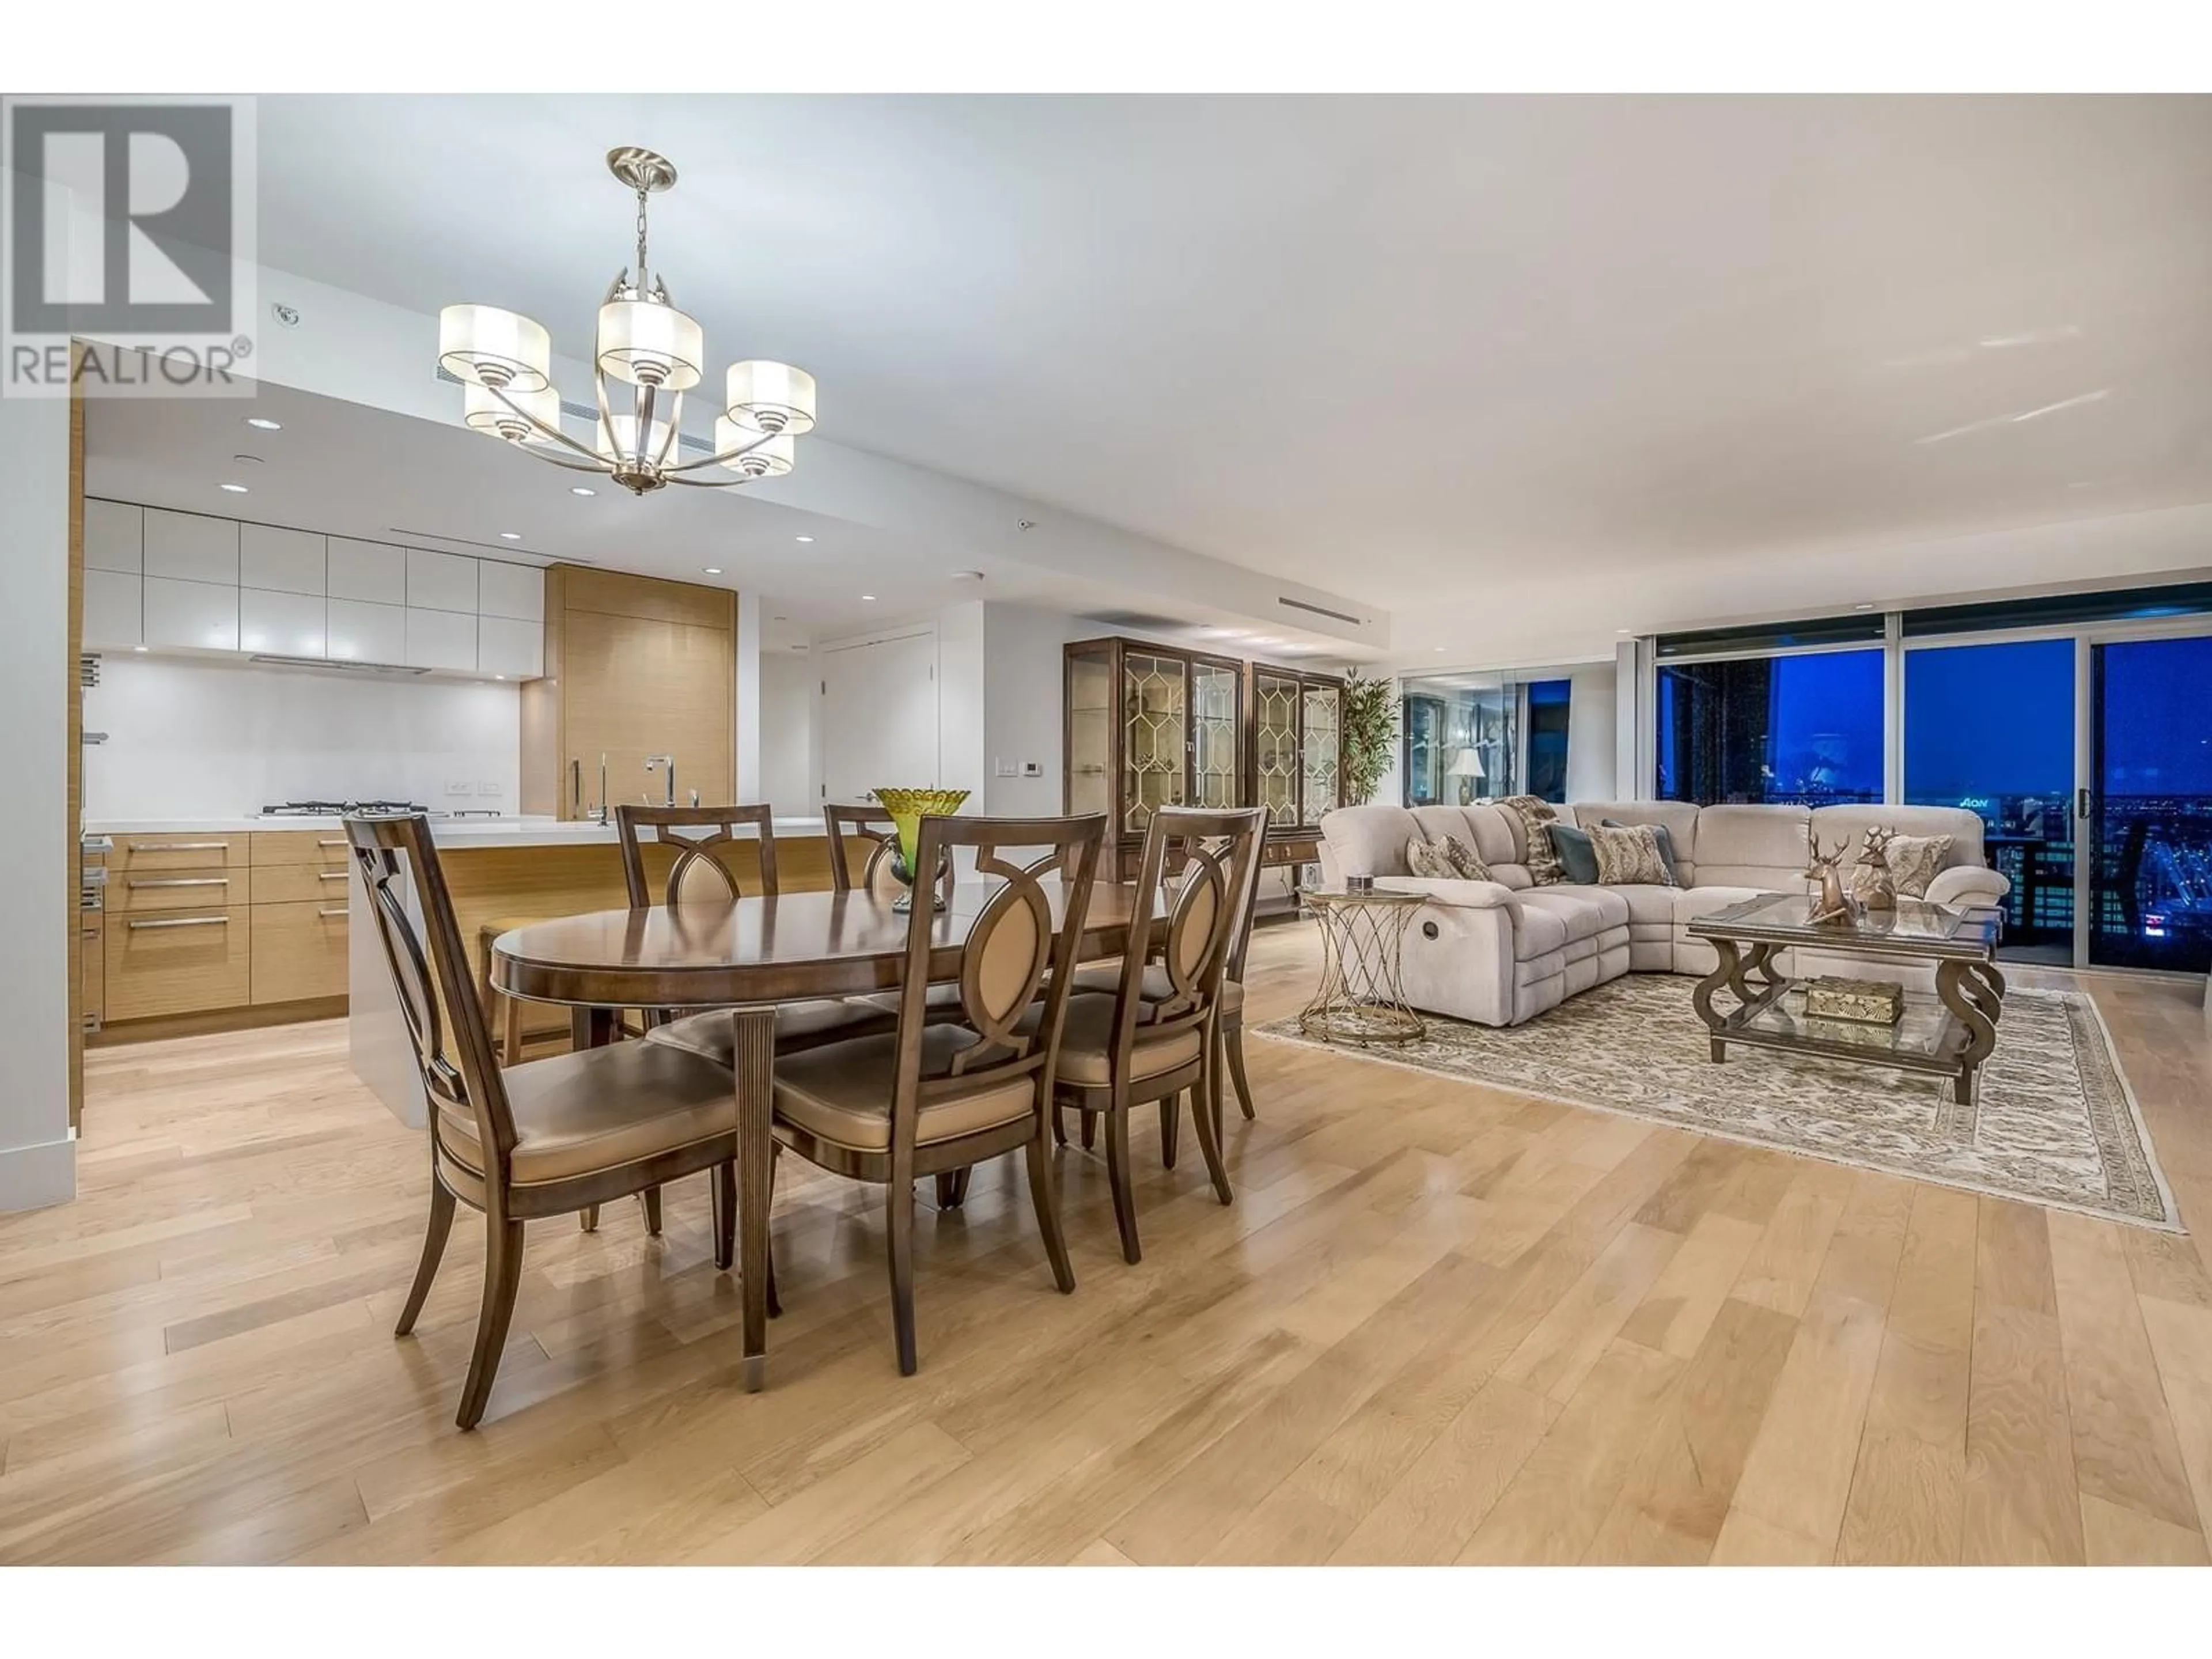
2090 635 2212 973
1656 649 1884 805
1525 679 1573 802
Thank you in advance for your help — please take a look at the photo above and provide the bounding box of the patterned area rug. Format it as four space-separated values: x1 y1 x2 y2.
1252 976 2181 1230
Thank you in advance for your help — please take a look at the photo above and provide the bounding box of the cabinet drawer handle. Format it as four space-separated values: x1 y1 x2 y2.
131 840 229 853
128 876 232 889
318 870 349 881
317 907 350 919
319 839 347 848
127 915 230 930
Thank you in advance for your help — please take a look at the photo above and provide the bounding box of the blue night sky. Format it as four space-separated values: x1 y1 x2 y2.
2101 636 2212 795
1906 639 2074 803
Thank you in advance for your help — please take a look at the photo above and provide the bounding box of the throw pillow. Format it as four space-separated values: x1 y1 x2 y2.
1881 831 1953 897
1440 834 1494 882
1600 818 1684 885
1547 823 1601 885
1494 794 1566 885
1588 822 1679 887
1406 834 1493 881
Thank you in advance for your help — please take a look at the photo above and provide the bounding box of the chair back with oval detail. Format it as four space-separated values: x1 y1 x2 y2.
1112 806 1266 1055
346 813 518 1187
883 813 1106 1162
824 801 956 906
618 803 780 910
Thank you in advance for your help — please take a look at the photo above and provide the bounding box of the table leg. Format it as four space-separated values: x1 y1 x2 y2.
732 1007 778 1393
571 1005 617 1050
1936 958 2005 1116
1691 938 1741 1063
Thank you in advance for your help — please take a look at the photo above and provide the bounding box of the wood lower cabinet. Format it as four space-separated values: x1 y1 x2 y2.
106 907 252 1021
113 867 251 911
251 900 349 1004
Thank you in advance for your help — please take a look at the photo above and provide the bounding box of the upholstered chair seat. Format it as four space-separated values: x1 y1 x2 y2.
772 1025 1037 1152
646 998 895 1067
1018 990 1204 1085
435 1039 737 1188
1071 961 1245 1017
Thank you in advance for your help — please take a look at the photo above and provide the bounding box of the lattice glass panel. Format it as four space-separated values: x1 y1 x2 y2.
1123 652 1187 834
1302 684 1341 823
1256 671 1300 823
1191 661 1241 809
1067 648 1112 817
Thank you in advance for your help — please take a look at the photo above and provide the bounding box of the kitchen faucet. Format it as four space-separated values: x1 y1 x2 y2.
643 754 676 809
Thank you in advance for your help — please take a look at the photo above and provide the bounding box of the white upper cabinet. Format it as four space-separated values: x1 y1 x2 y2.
476 615 544 680
240 524 326 596
405 607 478 672
328 598 407 665
327 538 407 605
84 569 143 647
239 588 327 658
143 509 240 585
477 560 544 623
407 548 478 614
144 577 239 651
85 501 145 573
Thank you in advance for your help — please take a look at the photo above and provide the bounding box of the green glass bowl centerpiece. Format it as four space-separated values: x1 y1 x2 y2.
869 787 970 911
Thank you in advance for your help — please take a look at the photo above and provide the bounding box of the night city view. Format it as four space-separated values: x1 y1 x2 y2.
1660 637 2212 971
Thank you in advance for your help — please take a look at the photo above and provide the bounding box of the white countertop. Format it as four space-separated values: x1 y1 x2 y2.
84 813 829 849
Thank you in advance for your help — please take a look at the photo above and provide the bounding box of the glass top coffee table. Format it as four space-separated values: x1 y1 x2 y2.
1685 893 2006 1114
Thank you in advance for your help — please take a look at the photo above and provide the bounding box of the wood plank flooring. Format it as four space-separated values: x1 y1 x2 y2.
3 926 2209 1565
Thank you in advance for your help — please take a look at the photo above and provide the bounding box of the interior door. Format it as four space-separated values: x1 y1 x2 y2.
820 630 940 805
2085 632 2212 972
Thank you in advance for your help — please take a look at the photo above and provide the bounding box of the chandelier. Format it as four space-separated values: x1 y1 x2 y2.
435 146 816 496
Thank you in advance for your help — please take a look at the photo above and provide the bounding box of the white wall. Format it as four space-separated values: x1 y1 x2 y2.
937 601 988 805
757 647 819 816
0 388 74 1211
1563 661 1619 801
84 656 520 819
982 603 1084 816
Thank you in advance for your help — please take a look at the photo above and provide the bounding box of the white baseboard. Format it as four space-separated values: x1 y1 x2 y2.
0 1135 77 1214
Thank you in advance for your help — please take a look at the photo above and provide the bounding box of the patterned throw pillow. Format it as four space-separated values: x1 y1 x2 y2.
1880 831 1953 897
1406 834 1493 881
1588 823 1679 887
1494 794 1566 885
1599 819 1684 886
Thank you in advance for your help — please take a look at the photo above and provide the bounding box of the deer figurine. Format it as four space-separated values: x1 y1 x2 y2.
1855 825 1899 913
1805 831 1860 925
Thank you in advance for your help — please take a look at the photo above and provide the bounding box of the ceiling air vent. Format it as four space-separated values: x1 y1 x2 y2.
250 654 432 677
1278 596 1365 626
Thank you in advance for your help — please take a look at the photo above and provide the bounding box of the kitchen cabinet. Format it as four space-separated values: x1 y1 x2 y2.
143 508 239 585
143 575 239 651
407 548 478 613
240 587 327 657
83 569 142 647
84 499 143 573
106 906 252 1021
520 566 736 819
240 524 325 595
327 537 408 604
478 560 545 622
405 606 478 672
478 613 544 680
251 902 349 1003
327 597 407 665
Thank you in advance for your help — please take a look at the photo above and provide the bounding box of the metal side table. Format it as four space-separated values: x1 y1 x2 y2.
1300 886 1427 1046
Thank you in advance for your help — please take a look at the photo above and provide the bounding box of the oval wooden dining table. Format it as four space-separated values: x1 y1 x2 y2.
490 880 1143 1392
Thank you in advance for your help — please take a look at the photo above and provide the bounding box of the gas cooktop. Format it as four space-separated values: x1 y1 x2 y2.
259 800 429 817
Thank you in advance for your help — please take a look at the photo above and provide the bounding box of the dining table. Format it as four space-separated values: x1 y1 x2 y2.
488 878 1144 1392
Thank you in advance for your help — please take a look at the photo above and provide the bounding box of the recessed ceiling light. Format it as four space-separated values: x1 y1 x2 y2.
795 535 815 543
232 453 263 465
493 674 505 681
702 567 722 575
132 645 147 653
219 482 249 493
499 531 522 541
861 594 877 601
1854 603 1875 611
244 416 282 431
570 486 596 497
1433 646 1448 653
952 570 984 582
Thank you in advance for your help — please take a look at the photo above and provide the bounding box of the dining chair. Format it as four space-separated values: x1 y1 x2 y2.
767 810 1106 1374
823 801 957 906
347 813 743 1431
1041 805 1265 1264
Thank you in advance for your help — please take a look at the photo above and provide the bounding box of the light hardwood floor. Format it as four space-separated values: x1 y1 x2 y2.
5 924 2210 1565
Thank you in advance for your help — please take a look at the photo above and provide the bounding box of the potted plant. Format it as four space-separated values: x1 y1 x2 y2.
1341 669 1400 808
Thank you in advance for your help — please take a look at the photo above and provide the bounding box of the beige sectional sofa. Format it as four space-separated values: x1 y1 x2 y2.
1316 800 2010 1028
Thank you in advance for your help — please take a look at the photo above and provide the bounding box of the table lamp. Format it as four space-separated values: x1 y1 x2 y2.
1445 747 1485 805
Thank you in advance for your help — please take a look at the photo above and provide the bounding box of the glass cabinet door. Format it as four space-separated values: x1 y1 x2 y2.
1066 643 1113 818
1302 681 1342 823
1253 668 1302 826
1122 649 1188 834
1190 657 1241 809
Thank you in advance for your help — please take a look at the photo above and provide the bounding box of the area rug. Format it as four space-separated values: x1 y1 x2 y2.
1251 977 2181 1230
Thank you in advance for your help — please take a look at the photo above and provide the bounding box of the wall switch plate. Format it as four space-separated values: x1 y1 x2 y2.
995 757 1017 778
478 782 502 795
445 781 472 797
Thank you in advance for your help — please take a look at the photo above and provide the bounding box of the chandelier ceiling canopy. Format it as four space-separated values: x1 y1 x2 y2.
436 147 816 496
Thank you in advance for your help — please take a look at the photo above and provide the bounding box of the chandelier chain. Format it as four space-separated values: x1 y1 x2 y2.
634 185 651 295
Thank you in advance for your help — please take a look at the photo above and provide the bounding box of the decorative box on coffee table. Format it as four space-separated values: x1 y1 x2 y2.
1804 975 1906 1025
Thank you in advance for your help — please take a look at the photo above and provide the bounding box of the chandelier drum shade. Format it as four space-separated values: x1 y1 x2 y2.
436 146 816 495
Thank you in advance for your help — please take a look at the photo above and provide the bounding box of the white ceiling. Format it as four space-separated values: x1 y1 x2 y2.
207 96 2212 653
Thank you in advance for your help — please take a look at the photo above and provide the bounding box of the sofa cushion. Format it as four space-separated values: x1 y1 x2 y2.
1672 885 1774 930
1516 885 1628 942
1810 803 1987 870
1692 805 1812 888
1604 883 1681 929
1321 805 1417 877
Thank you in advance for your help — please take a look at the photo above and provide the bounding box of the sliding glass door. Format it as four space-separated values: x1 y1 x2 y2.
2088 634 2212 972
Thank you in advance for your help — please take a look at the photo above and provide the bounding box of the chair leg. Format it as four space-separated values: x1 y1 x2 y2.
394 1179 456 1336
1225 1022 1256 1121
934 1168 972 1209
456 1217 525 1431
1051 1099 1067 1146
1025 1133 1076 1294
765 1146 782 1319
579 1205 599 1232
1160 1094 1180 1169
640 1186 662 1236
711 1161 735 1272
1208 1026 1227 1146
1190 1073 1235 1207
1104 1099 1142 1264
1080 1110 1098 1150
886 1179 919 1376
